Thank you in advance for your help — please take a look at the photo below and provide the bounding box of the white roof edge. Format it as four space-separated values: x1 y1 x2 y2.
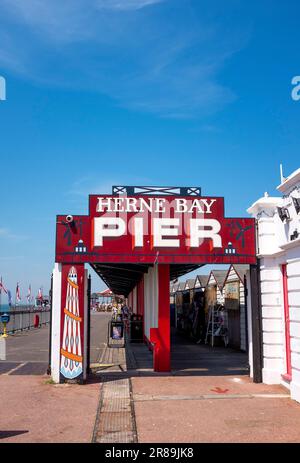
247 196 282 215
277 167 300 193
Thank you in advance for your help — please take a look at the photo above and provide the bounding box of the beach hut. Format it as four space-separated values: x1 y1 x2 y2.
170 281 179 302
174 281 187 329
170 281 179 327
193 274 209 307
184 278 196 304
194 274 209 291
223 264 248 351
205 269 228 312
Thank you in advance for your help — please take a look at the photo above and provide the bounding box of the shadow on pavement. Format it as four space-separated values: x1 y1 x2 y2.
0 430 29 439
88 329 249 384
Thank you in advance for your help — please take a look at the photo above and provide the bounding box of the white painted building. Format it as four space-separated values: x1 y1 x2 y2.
248 167 300 403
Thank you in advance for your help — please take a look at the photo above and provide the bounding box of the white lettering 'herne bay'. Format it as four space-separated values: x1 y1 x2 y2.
96 197 217 214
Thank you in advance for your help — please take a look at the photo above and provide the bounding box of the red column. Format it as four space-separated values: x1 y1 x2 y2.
150 264 170 372
282 264 292 381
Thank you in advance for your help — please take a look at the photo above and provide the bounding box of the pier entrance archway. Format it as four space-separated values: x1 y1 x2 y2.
51 186 261 384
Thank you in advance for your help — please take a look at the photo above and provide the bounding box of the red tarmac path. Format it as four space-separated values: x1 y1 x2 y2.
0 375 100 443
132 375 300 443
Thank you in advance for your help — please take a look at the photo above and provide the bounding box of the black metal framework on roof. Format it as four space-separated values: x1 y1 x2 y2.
170 264 202 281
90 263 150 297
112 186 201 196
90 262 203 297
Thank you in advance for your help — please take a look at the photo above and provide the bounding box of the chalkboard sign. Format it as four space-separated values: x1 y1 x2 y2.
110 321 124 340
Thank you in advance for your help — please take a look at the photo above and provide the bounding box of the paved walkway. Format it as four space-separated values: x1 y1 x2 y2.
1 314 300 443
92 331 300 443
91 341 139 443
92 376 137 443
0 375 100 442
0 312 110 443
132 375 300 443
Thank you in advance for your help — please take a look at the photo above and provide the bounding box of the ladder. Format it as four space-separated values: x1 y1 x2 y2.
205 305 229 347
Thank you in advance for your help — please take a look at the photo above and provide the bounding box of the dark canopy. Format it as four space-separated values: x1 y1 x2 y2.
91 263 203 297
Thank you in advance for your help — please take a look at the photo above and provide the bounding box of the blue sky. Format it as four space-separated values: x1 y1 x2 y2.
0 0 300 297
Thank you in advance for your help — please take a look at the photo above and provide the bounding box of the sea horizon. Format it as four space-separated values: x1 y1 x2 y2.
0 303 35 313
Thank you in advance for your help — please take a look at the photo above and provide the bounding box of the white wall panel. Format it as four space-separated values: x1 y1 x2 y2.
51 263 62 384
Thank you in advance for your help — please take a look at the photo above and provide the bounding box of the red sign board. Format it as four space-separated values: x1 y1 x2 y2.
55 195 256 264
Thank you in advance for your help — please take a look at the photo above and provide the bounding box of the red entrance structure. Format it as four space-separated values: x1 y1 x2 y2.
51 186 257 383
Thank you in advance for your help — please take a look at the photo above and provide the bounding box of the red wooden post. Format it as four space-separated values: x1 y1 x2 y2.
151 264 170 372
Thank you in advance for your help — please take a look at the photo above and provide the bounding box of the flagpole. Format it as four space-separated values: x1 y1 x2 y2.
27 284 31 310
15 283 19 309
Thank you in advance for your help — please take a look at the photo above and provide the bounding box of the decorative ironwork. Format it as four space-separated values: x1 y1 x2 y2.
227 220 253 248
62 218 83 246
112 185 201 196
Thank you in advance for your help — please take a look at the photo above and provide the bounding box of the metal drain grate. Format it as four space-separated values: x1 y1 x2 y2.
92 377 137 443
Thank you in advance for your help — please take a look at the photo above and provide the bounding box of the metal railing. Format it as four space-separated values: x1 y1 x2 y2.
0 308 51 335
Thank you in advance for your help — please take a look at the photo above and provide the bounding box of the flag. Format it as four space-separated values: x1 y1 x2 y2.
27 285 31 302
16 283 21 302
37 287 43 301
7 290 12 306
0 277 8 294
